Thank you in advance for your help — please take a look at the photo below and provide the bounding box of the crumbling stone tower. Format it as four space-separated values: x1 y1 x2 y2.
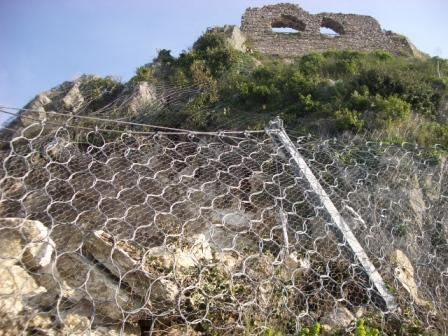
240 3 424 57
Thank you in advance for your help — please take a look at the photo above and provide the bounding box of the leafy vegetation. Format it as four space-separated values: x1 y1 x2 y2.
256 318 434 336
355 319 380 336
79 76 124 111
298 322 321 336
129 30 448 150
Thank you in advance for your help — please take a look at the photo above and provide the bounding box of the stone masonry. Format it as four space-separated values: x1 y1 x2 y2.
240 3 424 57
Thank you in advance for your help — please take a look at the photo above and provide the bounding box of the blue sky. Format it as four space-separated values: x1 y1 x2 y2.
0 0 447 119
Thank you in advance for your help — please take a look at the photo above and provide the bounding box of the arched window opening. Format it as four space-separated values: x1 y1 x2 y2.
320 17 344 37
320 27 339 36
272 27 299 33
271 14 306 34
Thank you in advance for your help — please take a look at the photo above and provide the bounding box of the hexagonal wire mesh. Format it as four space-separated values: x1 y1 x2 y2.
0 109 447 335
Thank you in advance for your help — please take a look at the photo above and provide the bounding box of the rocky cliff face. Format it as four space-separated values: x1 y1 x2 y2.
3 75 160 136
0 73 201 148
0 218 209 335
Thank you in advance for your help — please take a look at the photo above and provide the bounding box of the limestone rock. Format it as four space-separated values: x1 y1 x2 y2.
0 218 56 329
208 25 246 52
320 324 333 333
184 233 214 263
83 230 179 305
0 217 54 269
62 312 91 335
127 82 158 115
20 94 52 126
214 251 239 274
284 251 310 270
0 311 54 336
0 264 46 316
58 230 223 321
224 25 247 52
282 252 311 280
27 313 53 333
21 106 47 127
321 306 355 328
0 227 225 325
61 310 140 336
55 252 142 321
144 233 214 272
30 94 52 109
390 249 430 307
62 82 85 111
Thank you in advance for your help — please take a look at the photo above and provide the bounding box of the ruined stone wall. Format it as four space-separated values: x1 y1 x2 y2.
241 3 416 57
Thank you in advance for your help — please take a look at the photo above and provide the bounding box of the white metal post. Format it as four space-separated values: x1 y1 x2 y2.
266 117 396 311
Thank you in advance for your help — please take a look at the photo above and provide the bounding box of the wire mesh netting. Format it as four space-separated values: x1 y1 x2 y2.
0 110 447 335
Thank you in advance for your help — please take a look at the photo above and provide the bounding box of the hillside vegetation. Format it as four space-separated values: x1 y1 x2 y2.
127 30 448 150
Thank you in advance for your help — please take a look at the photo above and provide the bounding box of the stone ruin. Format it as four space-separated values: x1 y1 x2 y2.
237 3 425 58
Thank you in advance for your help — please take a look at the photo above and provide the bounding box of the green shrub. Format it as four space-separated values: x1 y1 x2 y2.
373 50 393 60
356 319 380 336
193 32 227 52
335 108 364 131
134 66 155 83
298 327 310 336
416 122 448 148
311 322 321 336
348 88 371 111
169 67 189 86
262 327 282 336
297 322 321 336
372 95 411 128
325 50 362 77
190 61 218 101
299 53 326 76
356 68 403 97
356 319 367 336
154 49 175 64
192 31 240 76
